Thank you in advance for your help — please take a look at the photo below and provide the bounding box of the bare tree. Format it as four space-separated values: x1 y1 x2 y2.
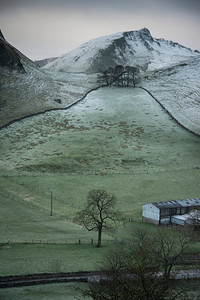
106 67 115 85
82 229 189 299
74 189 121 248
114 65 124 87
127 66 139 87
156 230 189 280
97 68 113 86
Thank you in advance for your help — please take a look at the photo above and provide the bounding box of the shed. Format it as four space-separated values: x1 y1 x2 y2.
171 210 200 226
171 214 190 226
142 198 200 225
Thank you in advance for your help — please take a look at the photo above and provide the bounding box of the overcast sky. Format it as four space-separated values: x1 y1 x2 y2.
1 0 200 60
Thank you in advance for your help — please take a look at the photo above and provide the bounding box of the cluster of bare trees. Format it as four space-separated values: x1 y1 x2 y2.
98 65 139 87
82 229 189 300
74 189 194 299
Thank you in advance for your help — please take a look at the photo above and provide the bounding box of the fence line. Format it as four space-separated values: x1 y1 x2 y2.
0 238 116 245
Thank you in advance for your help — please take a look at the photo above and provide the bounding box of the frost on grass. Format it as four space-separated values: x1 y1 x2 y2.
0 87 199 176
141 56 200 135
0 65 98 128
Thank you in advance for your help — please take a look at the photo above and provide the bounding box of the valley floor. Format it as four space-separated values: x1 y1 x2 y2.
0 87 199 278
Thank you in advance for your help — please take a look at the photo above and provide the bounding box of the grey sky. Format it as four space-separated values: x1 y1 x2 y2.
0 0 200 60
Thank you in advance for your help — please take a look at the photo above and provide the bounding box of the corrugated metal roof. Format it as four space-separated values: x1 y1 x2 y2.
176 198 200 207
152 198 200 209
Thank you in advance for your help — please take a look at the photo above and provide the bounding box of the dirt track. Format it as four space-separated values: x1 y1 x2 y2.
0 269 200 289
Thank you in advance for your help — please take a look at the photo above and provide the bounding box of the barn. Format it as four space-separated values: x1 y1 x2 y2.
142 198 200 226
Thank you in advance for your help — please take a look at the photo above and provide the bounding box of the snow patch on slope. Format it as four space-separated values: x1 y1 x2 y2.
141 56 200 135
0 67 98 128
45 28 198 73
0 30 99 128
45 32 123 73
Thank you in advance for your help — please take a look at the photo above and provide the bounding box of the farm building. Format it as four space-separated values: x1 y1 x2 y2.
142 198 200 226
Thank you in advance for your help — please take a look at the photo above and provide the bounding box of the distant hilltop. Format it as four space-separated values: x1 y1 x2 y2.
0 29 25 72
44 28 199 73
35 57 58 67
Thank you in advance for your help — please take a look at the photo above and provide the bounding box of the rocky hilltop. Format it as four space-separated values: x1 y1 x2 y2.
45 28 199 73
0 30 26 73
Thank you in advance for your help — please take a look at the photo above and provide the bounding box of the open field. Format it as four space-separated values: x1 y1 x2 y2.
0 222 199 276
0 88 199 175
0 87 199 278
1 169 200 221
1 282 200 300
0 243 111 276
0 88 199 217
0 282 89 300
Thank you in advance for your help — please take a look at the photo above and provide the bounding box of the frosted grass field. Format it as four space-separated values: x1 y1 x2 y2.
0 67 98 128
0 87 199 175
142 56 200 135
0 87 199 276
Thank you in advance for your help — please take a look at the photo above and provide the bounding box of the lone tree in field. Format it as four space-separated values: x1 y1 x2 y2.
75 189 121 248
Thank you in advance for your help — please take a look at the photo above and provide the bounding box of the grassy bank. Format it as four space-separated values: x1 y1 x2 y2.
0 282 89 300
0 243 111 276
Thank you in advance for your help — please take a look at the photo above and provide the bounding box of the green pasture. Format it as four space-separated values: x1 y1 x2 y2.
0 283 89 300
0 243 111 276
1 169 200 220
0 87 199 218
0 87 199 277
1 222 199 276
0 177 114 244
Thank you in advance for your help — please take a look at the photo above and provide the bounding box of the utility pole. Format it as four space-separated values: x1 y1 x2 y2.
50 191 53 216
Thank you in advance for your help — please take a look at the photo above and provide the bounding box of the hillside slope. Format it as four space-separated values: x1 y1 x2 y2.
0 87 199 175
35 57 58 67
0 29 199 135
0 33 98 128
45 28 199 73
0 88 199 219
141 56 200 135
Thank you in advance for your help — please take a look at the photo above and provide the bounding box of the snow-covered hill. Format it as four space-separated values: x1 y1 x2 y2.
45 28 199 73
0 30 40 73
44 28 200 136
141 56 200 135
0 33 98 128
0 33 56 126
1 28 199 136
35 57 58 67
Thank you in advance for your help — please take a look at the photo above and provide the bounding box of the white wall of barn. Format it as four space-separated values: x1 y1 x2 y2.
142 203 160 221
